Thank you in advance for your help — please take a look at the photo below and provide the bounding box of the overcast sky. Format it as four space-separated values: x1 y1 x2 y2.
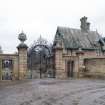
0 0 105 53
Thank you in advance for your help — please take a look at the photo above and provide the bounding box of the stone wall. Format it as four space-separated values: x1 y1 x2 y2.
84 57 105 78
0 50 28 80
54 48 66 79
0 54 19 80
54 47 105 79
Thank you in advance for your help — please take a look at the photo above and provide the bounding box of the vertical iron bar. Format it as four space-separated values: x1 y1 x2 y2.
40 51 42 78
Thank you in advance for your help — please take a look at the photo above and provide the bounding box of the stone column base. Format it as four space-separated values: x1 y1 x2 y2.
56 70 67 79
19 71 27 80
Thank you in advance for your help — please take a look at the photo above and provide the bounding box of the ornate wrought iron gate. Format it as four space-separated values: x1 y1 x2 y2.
28 36 54 78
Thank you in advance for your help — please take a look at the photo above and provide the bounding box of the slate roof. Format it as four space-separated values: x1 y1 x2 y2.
54 26 103 50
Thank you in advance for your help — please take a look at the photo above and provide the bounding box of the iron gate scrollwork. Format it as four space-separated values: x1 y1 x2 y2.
28 36 54 78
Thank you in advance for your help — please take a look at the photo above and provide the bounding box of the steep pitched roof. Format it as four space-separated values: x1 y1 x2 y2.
54 26 102 50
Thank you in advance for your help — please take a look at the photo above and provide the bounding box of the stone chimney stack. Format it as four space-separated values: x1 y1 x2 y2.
80 16 90 32
86 22 90 31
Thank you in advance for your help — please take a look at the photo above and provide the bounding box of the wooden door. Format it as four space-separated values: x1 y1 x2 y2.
67 61 74 77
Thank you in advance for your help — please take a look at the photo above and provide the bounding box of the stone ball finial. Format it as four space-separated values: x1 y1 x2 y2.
18 31 27 43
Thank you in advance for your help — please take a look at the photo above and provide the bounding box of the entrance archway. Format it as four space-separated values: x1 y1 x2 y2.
28 36 54 78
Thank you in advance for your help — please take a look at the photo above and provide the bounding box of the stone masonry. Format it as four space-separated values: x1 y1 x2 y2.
18 47 28 80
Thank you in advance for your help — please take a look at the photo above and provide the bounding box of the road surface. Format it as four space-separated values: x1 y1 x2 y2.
0 79 105 105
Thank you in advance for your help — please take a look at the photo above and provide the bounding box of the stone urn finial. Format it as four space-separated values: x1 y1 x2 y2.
18 31 27 43
17 31 28 49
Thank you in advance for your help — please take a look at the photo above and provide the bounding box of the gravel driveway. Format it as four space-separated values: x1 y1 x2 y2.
0 79 105 105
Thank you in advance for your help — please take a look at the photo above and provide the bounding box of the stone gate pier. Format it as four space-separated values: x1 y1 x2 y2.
0 31 28 80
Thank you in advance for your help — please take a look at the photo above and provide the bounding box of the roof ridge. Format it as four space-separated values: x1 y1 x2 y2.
57 26 97 33
57 26 80 30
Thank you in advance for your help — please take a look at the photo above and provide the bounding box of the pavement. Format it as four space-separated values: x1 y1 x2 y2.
0 78 105 105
